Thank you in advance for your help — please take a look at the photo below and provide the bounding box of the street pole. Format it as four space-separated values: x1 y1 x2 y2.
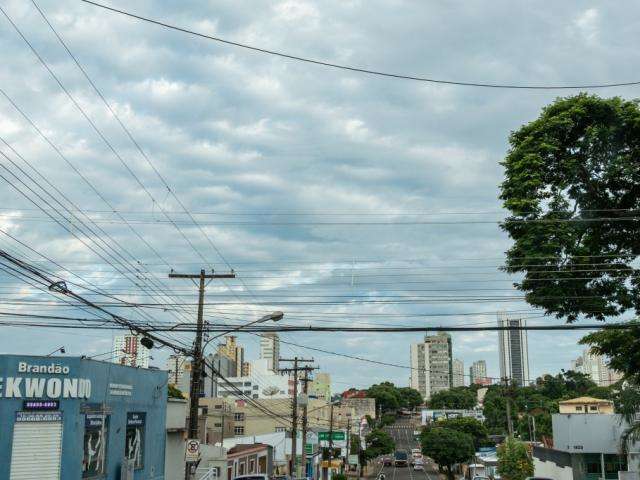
279 358 315 478
169 269 235 480
301 370 310 478
329 402 334 477
502 377 514 437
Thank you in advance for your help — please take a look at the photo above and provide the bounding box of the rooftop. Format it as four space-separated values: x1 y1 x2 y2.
558 396 613 405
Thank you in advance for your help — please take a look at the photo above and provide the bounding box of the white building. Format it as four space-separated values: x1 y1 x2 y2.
112 334 150 368
410 332 452 401
217 359 291 399
452 358 465 387
571 349 623 387
469 360 488 384
260 333 280 372
497 312 530 386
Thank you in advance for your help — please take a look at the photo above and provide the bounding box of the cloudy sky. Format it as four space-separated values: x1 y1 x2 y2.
1 0 639 392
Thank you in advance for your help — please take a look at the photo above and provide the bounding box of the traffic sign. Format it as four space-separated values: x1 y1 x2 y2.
185 439 201 461
318 431 346 441
305 443 314 455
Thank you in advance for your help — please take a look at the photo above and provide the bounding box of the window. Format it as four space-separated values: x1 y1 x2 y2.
234 426 245 435
125 412 146 469
244 382 252 387
575 406 583 411
234 413 245 422
214 423 222 427
249 459 256 473
83 414 108 478
214 404 223 409
590 405 598 411
253 385 259 390
275 427 286 432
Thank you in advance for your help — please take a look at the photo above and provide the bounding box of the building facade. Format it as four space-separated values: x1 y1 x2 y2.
217 336 245 377
452 358 465 387
112 334 150 368
260 333 280 372
571 350 623 387
497 312 530 386
309 372 331 402
469 360 488 384
0 354 167 480
410 332 452 400
216 359 291 400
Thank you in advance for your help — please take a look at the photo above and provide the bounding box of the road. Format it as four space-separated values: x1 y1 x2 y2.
379 417 440 480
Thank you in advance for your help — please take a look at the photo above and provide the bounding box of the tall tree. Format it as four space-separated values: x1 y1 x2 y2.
399 387 423 409
429 387 476 409
497 437 534 480
499 94 640 322
363 429 395 460
421 428 475 480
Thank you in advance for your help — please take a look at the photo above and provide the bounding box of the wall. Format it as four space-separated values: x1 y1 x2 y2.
0 355 167 480
533 447 574 480
552 414 639 454
165 398 187 480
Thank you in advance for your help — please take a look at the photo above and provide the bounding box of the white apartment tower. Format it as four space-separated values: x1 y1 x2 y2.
410 332 453 401
452 358 465 387
572 349 623 387
469 360 488 384
112 334 150 368
260 333 280 372
498 312 530 386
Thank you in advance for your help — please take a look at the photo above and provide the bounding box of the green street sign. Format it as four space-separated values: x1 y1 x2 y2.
305 443 313 455
318 431 346 441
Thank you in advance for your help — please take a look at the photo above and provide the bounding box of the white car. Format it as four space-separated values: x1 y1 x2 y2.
413 463 424 471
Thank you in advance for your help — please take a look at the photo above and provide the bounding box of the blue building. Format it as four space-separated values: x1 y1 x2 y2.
0 354 168 479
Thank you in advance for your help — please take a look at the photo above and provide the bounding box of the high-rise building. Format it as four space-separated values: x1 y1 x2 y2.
260 333 280 372
498 312 530 386
112 334 150 368
166 354 190 393
452 358 465 387
309 372 331 402
469 360 488 385
410 332 452 400
167 352 238 398
217 336 245 377
241 362 251 376
572 349 623 387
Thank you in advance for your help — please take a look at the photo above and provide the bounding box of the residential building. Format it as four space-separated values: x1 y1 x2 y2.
168 352 237 398
558 396 615 415
410 332 453 401
0 354 167 479
260 333 280 372
112 334 150 368
452 358 465 387
532 396 639 480
217 359 291 400
218 336 245 377
166 354 190 393
199 397 237 445
469 360 488 385
226 443 274 479
497 312 530 386
242 361 252 377
340 397 376 420
571 349 623 387
309 372 331 402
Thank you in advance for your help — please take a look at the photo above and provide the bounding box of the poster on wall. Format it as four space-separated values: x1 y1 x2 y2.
83 414 108 478
125 412 146 469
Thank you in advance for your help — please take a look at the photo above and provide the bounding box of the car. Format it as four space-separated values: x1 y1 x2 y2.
413 464 424 471
382 456 393 466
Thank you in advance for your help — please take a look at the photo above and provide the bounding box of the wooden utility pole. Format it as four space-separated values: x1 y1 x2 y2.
169 269 235 480
301 370 312 478
279 357 315 477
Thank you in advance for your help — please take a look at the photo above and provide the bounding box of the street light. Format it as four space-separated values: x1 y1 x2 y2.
202 311 284 351
45 346 65 357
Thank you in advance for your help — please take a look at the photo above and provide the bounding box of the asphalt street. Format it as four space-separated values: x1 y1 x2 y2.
380 417 440 480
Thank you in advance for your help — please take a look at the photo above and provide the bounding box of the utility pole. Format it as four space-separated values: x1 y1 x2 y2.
169 269 235 480
301 370 312 478
328 401 335 479
502 377 514 436
279 357 315 478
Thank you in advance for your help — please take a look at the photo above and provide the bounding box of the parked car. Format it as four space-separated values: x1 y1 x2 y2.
382 456 393 466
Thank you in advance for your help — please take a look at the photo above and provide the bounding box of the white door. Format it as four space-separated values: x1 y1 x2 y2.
10 418 63 480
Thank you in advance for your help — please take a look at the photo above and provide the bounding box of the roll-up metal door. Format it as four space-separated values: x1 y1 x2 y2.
9 412 63 480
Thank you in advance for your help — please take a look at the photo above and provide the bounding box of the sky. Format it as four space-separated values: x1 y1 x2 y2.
0 0 639 393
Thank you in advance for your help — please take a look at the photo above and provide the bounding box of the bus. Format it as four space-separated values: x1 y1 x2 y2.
394 450 409 467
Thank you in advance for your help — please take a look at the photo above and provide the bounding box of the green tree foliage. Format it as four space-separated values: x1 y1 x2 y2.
421 428 475 480
363 429 395 460
581 322 640 383
168 384 185 399
398 387 424 409
497 437 534 480
429 387 476 409
380 413 397 427
437 417 489 449
367 382 402 412
350 434 361 453
499 94 640 322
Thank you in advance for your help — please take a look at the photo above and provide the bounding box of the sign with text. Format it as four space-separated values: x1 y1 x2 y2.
318 431 346 441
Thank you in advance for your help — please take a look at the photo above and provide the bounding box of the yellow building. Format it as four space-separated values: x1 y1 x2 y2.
558 396 614 414
199 397 237 444
217 336 244 377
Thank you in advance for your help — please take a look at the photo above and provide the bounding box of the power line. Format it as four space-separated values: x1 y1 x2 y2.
76 0 640 90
